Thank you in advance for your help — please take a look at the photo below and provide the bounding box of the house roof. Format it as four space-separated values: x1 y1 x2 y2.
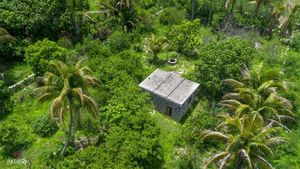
139 69 200 106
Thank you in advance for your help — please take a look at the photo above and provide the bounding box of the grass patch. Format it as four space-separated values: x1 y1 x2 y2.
150 111 182 168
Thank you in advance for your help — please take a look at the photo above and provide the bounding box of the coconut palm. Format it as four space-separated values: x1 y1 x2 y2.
219 63 294 128
36 59 100 156
280 4 300 37
143 34 168 61
116 0 135 10
268 1 286 38
99 0 137 32
202 114 284 169
0 27 15 45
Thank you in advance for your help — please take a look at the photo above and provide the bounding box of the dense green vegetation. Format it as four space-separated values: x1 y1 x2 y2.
0 0 300 168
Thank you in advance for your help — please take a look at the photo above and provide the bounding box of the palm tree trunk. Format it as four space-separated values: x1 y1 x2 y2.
253 1 261 17
191 0 195 20
269 17 276 39
208 0 213 25
230 0 236 14
61 96 74 156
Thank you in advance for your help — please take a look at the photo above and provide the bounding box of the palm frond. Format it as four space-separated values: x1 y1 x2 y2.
204 152 229 169
75 58 87 70
222 93 240 100
219 153 233 169
222 79 245 89
240 149 253 169
266 137 285 146
202 130 230 141
82 94 98 116
38 93 55 102
50 93 66 122
254 154 275 169
72 88 84 104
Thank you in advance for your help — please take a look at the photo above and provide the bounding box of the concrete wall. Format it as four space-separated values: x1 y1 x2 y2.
151 91 197 121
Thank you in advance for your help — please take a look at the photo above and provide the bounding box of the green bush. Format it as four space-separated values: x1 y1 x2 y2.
57 108 163 169
167 19 202 56
195 37 255 98
105 31 131 53
291 32 300 51
159 7 185 25
180 100 218 149
25 39 67 75
0 0 89 40
0 39 30 61
0 122 32 157
32 114 59 137
74 38 111 58
273 129 300 168
136 9 155 32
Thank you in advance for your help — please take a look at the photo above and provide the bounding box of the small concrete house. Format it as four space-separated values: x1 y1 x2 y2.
139 69 200 121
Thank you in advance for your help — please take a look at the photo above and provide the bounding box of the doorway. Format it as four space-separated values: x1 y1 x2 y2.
166 106 172 117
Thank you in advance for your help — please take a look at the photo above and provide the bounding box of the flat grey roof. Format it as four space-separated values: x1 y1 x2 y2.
139 69 200 106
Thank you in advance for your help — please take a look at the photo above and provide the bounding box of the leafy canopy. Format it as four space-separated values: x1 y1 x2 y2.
195 37 255 98
25 39 67 75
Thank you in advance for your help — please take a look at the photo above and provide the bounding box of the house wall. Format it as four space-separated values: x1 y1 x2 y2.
151 91 197 121
179 91 197 119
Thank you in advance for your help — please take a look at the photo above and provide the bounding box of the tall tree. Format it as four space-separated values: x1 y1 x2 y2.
36 59 100 156
143 34 168 62
219 63 294 128
202 114 284 169
99 0 137 32
280 4 300 37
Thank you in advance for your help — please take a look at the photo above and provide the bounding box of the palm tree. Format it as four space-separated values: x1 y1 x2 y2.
280 4 300 37
219 63 294 128
0 27 15 45
36 59 100 156
99 0 137 32
268 1 286 38
143 34 168 61
202 114 284 169
115 0 135 10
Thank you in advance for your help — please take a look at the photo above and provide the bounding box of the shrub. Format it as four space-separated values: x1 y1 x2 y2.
32 114 59 137
25 39 67 75
74 38 111 58
0 39 30 61
291 32 300 51
136 9 155 32
195 37 255 98
105 31 131 53
57 108 163 169
180 100 218 149
0 122 33 157
167 19 202 56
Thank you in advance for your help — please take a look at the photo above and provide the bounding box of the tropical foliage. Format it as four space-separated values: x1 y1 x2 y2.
36 59 100 155
1 0 300 168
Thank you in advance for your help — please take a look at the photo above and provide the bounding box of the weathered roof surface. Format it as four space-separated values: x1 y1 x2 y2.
139 68 200 106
